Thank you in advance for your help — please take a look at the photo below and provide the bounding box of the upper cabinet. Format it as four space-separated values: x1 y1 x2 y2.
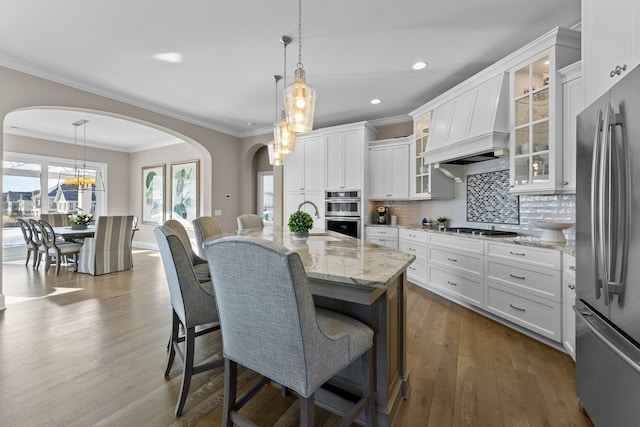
283 134 325 193
412 117 455 199
325 124 375 191
508 29 581 195
583 0 640 105
559 61 583 193
368 138 410 200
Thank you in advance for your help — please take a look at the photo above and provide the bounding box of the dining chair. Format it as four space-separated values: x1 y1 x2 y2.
191 216 223 258
154 224 224 416
37 220 83 275
163 220 210 282
17 218 38 268
236 214 264 230
40 213 70 227
204 236 377 427
77 215 134 276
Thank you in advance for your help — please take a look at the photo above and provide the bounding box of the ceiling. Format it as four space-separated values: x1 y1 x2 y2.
0 0 580 151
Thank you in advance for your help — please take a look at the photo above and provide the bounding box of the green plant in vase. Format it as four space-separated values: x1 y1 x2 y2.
436 216 448 229
288 210 314 241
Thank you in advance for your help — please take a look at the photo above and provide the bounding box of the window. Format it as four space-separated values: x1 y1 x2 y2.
3 153 107 247
257 171 274 224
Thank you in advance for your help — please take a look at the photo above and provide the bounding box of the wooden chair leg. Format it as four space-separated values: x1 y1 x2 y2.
222 358 237 427
300 394 315 427
165 311 179 376
174 326 195 416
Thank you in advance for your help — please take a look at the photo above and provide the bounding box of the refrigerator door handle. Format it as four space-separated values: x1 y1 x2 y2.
602 105 613 306
590 109 604 300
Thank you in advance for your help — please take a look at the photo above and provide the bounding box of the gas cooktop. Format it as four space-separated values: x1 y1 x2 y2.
443 227 518 237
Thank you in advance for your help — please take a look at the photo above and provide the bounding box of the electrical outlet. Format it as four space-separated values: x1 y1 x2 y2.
214 210 222 216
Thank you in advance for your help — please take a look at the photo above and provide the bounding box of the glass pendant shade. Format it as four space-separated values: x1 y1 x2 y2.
284 68 316 133
267 140 283 166
274 111 296 154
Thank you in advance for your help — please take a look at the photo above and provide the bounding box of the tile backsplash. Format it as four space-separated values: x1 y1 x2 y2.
368 158 576 241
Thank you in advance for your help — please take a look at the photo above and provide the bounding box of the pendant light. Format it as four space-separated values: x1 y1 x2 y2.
268 75 284 166
61 119 104 192
284 0 316 133
275 35 296 153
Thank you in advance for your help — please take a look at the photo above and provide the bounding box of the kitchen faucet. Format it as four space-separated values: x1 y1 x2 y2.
297 201 321 219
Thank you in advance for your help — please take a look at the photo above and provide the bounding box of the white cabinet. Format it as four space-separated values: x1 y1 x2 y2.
427 234 484 308
283 135 325 193
409 139 455 200
399 228 429 287
559 62 583 193
283 191 325 230
365 226 398 250
483 241 562 342
563 252 576 360
368 139 410 200
583 0 640 104
509 29 581 195
326 130 365 191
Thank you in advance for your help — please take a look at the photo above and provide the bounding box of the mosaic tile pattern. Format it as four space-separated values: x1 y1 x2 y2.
466 170 519 224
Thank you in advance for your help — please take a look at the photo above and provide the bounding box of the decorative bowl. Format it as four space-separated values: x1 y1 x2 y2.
533 221 574 243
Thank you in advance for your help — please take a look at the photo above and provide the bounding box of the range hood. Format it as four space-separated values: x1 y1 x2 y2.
420 72 510 165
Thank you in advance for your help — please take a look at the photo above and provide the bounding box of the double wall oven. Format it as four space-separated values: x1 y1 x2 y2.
325 190 361 238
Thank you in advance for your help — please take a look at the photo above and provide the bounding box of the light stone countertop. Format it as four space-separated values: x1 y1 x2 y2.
209 226 416 290
366 223 576 255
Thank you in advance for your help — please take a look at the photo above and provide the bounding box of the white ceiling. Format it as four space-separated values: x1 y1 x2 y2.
0 0 580 150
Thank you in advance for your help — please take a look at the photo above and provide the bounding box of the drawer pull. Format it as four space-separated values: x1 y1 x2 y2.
509 304 526 312
409 248 416 252
509 273 526 280
568 282 575 290
569 265 576 271
447 257 458 262
509 251 526 256
447 280 458 286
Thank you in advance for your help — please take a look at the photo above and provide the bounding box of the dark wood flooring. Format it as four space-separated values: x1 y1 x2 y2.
0 249 593 426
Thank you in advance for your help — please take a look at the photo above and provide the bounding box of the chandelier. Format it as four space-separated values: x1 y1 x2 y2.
60 119 105 192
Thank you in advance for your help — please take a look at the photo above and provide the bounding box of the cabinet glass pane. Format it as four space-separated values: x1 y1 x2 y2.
515 157 530 185
532 153 550 182
532 56 550 90
532 121 549 152
515 65 531 96
515 96 530 126
422 175 429 194
415 176 423 193
532 88 549 121
515 127 530 155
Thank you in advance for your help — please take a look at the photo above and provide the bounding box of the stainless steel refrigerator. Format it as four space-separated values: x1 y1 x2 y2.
575 64 640 427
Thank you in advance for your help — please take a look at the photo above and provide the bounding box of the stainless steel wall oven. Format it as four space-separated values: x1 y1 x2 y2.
325 190 361 238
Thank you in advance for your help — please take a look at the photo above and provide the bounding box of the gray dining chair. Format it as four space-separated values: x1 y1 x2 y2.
163 220 210 282
236 214 264 231
154 225 224 416
192 216 223 258
17 218 38 268
40 213 70 227
37 220 83 275
77 216 134 276
204 236 376 427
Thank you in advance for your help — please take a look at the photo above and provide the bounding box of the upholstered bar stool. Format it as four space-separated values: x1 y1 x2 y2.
164 219 210 283
236 214 264 230
205 236 377 427
154 225 224 416
192 216 223 258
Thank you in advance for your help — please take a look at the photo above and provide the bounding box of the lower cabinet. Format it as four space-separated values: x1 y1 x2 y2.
399 228 428 287
428 264 483 308
562 252 576 360
365 226 399 250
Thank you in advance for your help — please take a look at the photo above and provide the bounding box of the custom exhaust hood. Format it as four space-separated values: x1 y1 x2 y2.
420 72 510 165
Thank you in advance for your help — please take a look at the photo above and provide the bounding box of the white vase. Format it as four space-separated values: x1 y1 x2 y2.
292 231 309 242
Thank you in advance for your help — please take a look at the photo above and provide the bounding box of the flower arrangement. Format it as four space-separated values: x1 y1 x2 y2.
69 213 93 225
288 210 314 233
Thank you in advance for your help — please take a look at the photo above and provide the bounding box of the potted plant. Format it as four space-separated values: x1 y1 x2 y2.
436 216 448 230
69 212 93 230
288 210 314 241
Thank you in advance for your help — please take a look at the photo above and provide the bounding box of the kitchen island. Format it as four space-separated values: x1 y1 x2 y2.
229 227 415 427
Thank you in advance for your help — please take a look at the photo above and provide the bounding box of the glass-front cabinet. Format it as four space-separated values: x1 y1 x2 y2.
414 115 431 196
511 52 554 193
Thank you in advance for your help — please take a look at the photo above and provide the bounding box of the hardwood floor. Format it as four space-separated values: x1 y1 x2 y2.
0 250 593 426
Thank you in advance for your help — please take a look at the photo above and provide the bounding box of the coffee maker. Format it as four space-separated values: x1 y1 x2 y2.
375 206 390 224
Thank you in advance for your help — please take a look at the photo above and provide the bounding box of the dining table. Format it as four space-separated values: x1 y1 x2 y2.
53 226 96 241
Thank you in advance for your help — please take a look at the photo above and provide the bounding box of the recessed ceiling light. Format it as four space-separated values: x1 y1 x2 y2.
153 52 183 63
412 61 428 70
247 122 256 126
544 60 550 65
370 98 381 105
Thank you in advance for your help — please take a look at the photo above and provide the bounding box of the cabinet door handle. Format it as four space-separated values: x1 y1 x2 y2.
610 64 627 77
562 181 569 186
509 304 526 312
509 273 526 280
447 280 458 286
569 265 576 271
568 282 575 290
447 257 458 262
509 251 526 256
